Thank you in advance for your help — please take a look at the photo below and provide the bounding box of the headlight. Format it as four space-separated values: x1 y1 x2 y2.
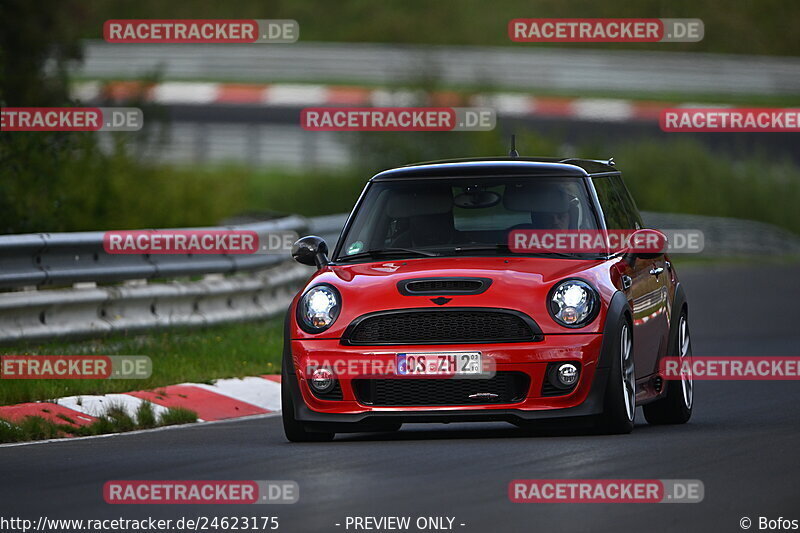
548 279 599 328
297 285 341 333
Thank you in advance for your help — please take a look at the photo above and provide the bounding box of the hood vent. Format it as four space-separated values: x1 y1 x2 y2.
398 277 492 296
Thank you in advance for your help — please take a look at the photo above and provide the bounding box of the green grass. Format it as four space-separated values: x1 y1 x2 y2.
135 400 157 429
77 0 800 56
0 317 285 406
0 403 199 444
158 407 199 427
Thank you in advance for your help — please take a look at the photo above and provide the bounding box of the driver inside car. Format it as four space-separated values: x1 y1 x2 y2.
385 187 455 248
505 184 576 231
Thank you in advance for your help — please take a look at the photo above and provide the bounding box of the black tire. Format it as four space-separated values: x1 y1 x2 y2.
281 370 335 442
644 310 693 425
597 317 636 434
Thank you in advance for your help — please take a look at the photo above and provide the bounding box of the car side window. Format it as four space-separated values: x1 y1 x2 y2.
592 176 634 229
610 175 643 229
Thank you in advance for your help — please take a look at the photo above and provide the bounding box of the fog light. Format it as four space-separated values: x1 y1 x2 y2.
557 363 579 386
310 368 335 393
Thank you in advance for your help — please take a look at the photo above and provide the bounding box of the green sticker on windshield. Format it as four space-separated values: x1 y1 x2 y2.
347 241 364 255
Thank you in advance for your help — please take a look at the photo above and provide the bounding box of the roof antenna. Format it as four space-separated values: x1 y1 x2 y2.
509 135 519 158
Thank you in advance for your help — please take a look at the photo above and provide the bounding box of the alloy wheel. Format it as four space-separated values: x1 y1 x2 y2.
620 323 636 421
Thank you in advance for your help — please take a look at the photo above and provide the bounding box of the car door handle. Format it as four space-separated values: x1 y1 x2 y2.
650 267 664 276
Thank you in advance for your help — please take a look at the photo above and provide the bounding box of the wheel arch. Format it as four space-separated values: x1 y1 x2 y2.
597 290 633 369
666 282 688 358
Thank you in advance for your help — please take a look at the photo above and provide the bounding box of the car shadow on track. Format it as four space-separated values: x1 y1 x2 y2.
315 411 711 443
333 418 616 443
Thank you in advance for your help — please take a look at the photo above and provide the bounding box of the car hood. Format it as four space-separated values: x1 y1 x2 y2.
295 256 616 337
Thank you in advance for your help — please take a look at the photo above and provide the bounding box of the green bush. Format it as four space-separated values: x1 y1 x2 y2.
607 139 800 233
4 130 799 235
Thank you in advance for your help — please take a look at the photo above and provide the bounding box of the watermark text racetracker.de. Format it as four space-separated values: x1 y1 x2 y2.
104 19 298 43
103 480 298 504
661 357 800 380
103 229 299 255
1 108 142 132
508 229 704 254
301 107 496 131
509 18 703 43
661 108 800 132
509 479 704 503
1 355 151 380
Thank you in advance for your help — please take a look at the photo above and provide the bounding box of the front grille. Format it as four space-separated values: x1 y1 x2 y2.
343 308 541 345
353 372 530 406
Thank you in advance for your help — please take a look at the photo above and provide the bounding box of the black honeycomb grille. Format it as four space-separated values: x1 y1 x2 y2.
353 372 530 406
344 309 540 345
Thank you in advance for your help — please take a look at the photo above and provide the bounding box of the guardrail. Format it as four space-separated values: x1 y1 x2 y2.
77 41 800 96
0 215 309 290
0 215 343 343
1 211 798 344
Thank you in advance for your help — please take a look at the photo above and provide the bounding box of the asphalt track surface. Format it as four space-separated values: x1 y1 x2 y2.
2 262 799 533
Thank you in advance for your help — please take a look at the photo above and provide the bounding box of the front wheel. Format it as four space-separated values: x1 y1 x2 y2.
281 371 335 442
643 311 693 425
597 319 636 434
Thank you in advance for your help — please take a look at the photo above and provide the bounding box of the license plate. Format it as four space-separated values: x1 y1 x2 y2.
396 352 482 376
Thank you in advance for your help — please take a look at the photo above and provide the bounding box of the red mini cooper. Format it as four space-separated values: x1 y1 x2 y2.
282 157 693 441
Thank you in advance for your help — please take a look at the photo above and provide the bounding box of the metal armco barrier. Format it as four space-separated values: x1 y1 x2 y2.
0 215 308 290
77 41 800 96
0 215 342 343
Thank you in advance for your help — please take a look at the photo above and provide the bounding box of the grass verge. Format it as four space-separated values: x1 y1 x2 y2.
0 317 285 406
0 402 198 444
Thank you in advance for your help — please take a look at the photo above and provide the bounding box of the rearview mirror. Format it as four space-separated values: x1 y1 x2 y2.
453 190 501 209
292 236 330 268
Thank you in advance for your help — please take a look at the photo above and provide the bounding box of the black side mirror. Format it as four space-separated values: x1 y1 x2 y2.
292 236 330 268
623 228 667 263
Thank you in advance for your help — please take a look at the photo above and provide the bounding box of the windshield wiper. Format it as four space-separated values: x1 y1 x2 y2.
438 245 596 259
433 244 514 255
449 245 509 253
336 248 441 261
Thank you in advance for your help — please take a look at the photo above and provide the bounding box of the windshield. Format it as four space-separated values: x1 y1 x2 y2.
335 177 603 261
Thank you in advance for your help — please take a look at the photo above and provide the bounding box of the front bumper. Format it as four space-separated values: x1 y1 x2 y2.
287 334 611 427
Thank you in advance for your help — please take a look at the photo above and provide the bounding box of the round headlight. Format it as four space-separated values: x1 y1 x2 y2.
298 285 341 333
548 279 599 328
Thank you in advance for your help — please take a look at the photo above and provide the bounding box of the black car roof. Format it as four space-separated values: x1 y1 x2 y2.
370 157 618 181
